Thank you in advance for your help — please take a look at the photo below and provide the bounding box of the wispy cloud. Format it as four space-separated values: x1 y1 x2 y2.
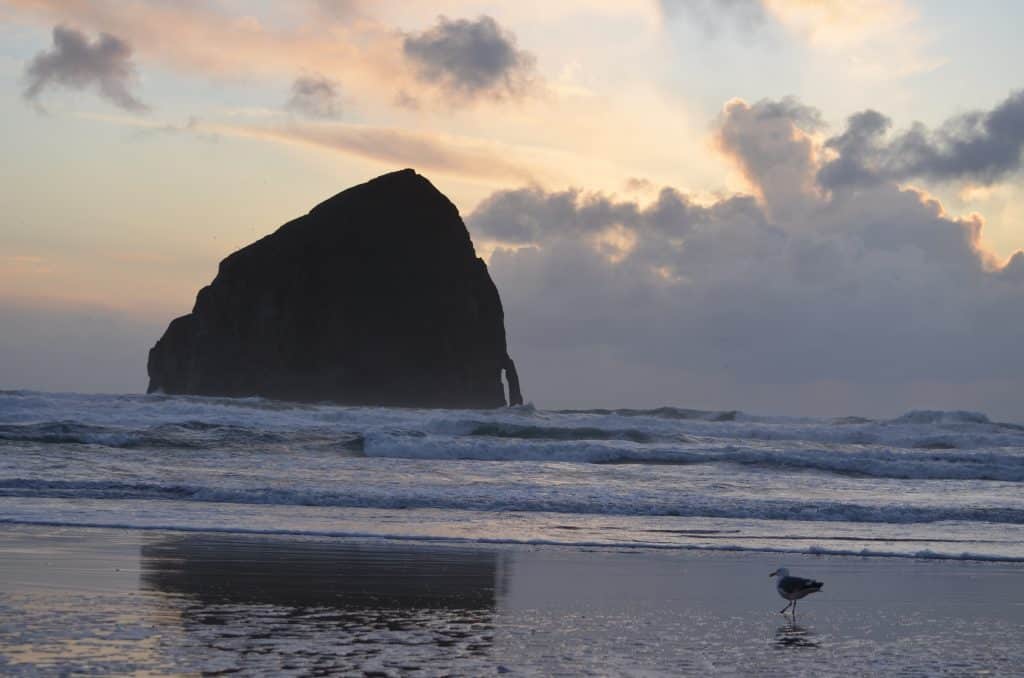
4 0 408 93
763 0 941 78
657 0 766 36
657 0 940 79
212 120 541 185
1 255 52 275
763 0 913 50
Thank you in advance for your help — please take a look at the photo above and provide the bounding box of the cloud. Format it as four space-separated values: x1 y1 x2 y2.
133 115 220 143
471 185 711 246
220 121 538 184
70 110 552 187
23 25 147 112
762 0 915 47
657 0 766 36
715 97 822 222
6 2 541 110
625 177 655 192
286 74 342 119
403 15 536 99
657 0 938 80
4 0 408 103
1003 252 1024 282
470 95 1024 417
820 90 1024 189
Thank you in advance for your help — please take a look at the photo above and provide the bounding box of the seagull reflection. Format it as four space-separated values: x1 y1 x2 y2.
774 623 820 650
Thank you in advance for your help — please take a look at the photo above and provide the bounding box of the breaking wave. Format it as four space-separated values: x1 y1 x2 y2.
360 432 1024 481
1 477 1022 524
3 391 1024 562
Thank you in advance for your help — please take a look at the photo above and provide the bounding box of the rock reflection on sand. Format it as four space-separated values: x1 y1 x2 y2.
139 535 507 675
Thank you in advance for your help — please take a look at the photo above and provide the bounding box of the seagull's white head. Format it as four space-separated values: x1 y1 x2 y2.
769 567 789 578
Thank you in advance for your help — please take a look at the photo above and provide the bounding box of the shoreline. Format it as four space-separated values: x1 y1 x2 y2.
2 506 1023 564
1 524 1022 675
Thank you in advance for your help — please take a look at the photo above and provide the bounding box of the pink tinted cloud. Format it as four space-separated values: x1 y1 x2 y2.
5 0 410 91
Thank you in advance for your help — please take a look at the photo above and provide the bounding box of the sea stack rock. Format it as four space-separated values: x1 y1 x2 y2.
147 169 523 408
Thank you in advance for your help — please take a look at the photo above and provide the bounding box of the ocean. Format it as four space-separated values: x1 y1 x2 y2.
2 390 1022 563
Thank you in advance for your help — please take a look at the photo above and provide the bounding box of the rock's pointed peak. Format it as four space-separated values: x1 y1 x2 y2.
310 168 448 217
349 167 422 189
384 167 418 179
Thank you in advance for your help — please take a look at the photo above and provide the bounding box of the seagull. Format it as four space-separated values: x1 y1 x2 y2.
769 567 823 616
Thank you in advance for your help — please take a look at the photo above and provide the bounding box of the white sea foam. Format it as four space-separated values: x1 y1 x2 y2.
362 431 1024 481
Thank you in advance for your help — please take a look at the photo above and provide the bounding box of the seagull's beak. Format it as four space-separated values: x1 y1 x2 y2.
769 570 778 577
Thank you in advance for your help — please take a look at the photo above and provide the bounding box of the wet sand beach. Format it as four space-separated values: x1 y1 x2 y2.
1 525 1021 676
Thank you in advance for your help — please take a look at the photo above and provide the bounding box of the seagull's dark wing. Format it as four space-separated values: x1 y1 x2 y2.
778 576 823 595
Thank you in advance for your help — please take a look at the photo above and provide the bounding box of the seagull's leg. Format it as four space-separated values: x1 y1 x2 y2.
792 600 797 620
779 601 791 614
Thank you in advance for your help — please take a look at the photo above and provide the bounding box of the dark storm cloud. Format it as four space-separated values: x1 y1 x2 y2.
403 15 536 99
469 95 1024 416
286 75 342 119
23 25 147 112
820 90 1024 189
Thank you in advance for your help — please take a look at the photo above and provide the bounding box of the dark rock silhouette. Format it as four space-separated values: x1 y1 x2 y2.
148 169 523 408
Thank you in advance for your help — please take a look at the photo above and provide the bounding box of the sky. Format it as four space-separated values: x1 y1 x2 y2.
1 0 1023 420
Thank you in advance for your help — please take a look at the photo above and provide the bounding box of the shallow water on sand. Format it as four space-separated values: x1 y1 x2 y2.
1 527 1022 676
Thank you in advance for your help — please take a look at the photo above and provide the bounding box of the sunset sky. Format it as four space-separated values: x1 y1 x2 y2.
2 0 1023 419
